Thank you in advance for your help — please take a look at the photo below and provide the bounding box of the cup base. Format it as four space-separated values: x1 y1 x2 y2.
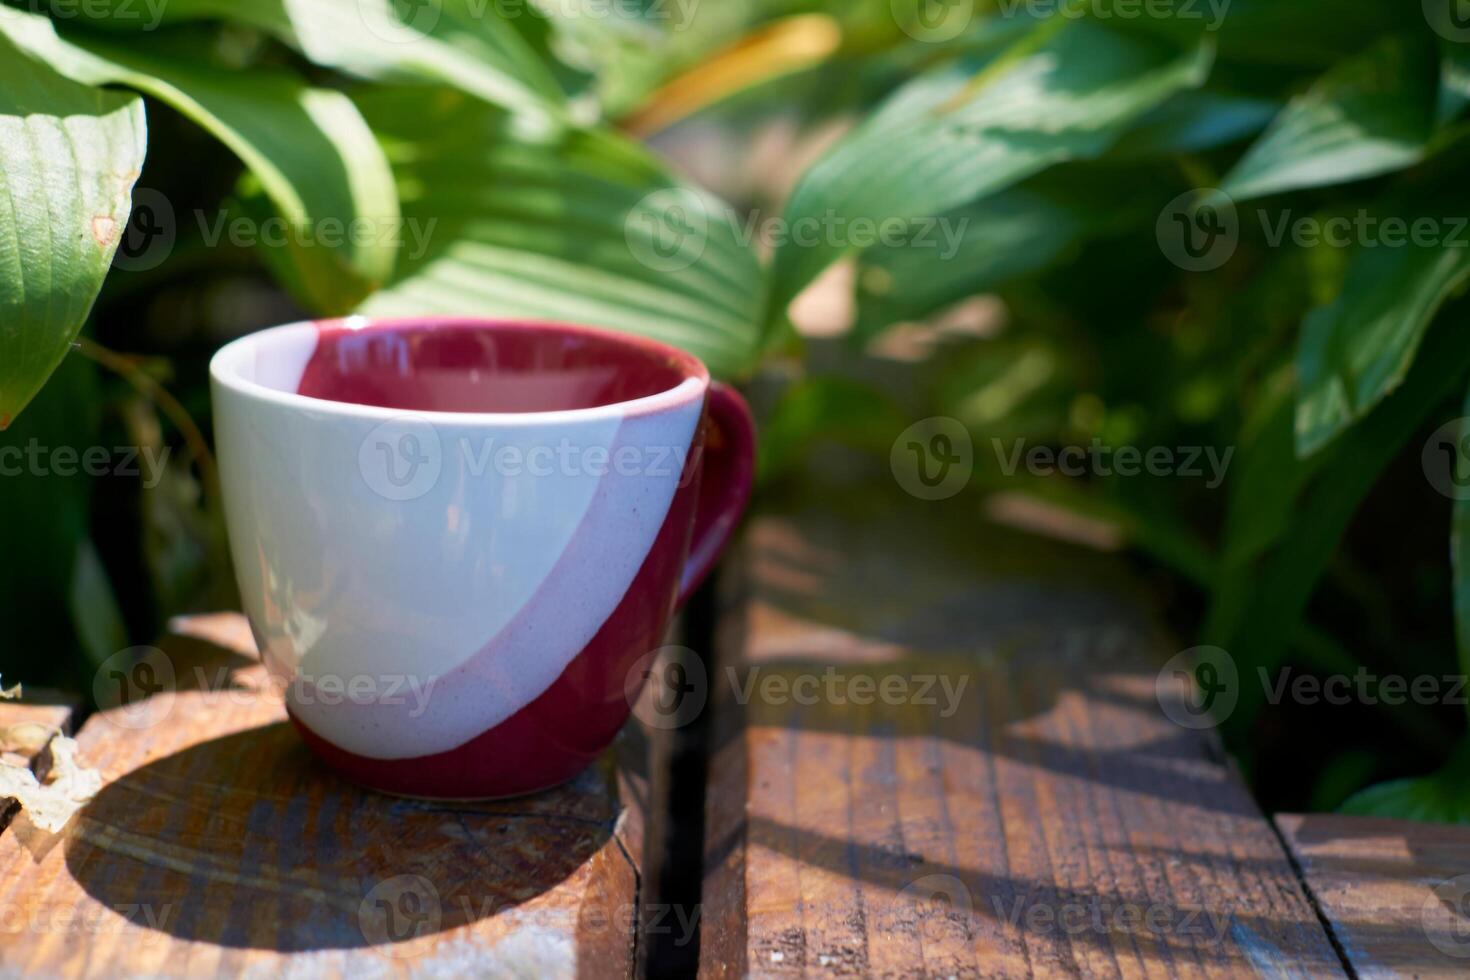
287 710 606 800
327 768 585 802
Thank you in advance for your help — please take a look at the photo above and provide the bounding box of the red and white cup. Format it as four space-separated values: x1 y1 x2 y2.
210 317 754 798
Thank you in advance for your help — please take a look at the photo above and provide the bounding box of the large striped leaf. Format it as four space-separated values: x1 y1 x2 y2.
1295 182 1470 457
852 168 1167 339
852 188 1087 340
1220 36 1438 202
769 19 1211 318
0 33 145 428
31 0 565 116
1 8 398 313
356 89 764 378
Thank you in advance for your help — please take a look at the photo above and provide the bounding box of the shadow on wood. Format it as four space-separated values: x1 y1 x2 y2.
0 614 643 977
701 489 1346 976
59 721 608 953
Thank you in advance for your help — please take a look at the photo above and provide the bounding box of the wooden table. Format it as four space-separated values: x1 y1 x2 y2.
0 615 647 977
5 484 1470 977
698 485 1470 978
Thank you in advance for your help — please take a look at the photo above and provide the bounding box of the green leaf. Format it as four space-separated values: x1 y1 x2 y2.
1441 40 1470 125
0 32 145 427
768 19 1211 319
852 189 1086 340
1216 369 1316 568
356 89 764 378
852 168 1167 339
33 0 567 116
1108 90 1278 158
1225 1 1410 67
1294 182 1470 457
70 538 128 665
0 9 399 312
1211 320 1470 743
1220 36 1438 202
0 355 103 679
1342 737 1470 824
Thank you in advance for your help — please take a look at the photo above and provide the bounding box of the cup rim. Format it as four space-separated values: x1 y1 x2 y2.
210 316 710 425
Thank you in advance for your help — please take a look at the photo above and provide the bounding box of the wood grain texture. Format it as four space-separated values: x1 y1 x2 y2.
701 488 1344 978
1277 813 1470 978
0 614 643 979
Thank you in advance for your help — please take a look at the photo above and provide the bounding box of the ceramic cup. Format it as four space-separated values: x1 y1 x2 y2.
210 316 754 798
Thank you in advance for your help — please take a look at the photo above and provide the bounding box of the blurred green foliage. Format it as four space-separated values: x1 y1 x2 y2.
2 0 1469 819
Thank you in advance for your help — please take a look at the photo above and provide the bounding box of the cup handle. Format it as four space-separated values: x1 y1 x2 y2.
677 382 756 607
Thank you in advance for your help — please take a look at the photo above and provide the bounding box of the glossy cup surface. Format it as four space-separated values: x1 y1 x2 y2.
210 317 749 797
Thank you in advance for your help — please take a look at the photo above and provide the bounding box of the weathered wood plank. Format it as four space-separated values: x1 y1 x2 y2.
1277 813 1470 978
0 613 642 978
702 489 1344 978
1 693 79 829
